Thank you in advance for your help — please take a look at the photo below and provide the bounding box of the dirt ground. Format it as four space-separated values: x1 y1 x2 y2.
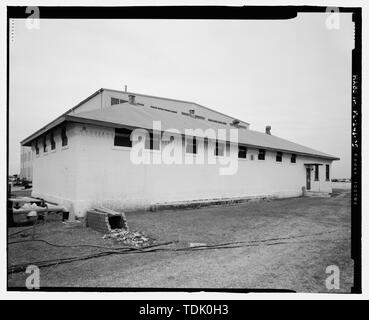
8 189 353 292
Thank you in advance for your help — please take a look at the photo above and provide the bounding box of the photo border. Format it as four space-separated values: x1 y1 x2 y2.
6 5 362 294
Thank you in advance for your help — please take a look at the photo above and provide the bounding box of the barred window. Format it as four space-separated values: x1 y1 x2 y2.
50 132 56 150
114 128 132 147
35 141 39 155
145 132 161 150
61 126 68 147
276 151 283 162
43 136 48 152
258 149 265 160
162 135 174 147
215 140 225 156
291 154 296 163
185 136 197 154
238 146 247 159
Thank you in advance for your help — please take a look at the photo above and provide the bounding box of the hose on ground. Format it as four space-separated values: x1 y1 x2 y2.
7 231 348 274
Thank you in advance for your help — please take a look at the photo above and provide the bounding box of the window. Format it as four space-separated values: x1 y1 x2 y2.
114 128 132 147
50 132 56 150
276 151 283 162
326 165 330 181
43 136 48 152
258 149 265 160
111 97 120 105
145 132 160 150
185 136 197 154
111 97 127 106
226 141 230 156
215 140 225 156
291 154 296 163
238 145 247 159
61 126 68 147
162 135 174 147
314 165 319 181
35 141 39 155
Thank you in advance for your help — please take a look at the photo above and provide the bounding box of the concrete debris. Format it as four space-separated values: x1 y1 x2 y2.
103 229 155 247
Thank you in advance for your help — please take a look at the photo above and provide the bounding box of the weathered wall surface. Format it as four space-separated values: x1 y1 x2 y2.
31 123 333 218
68 124 333 217
31 124 80 214
20 146 33 180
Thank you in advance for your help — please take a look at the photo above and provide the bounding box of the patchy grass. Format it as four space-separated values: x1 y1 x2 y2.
8 189 353 292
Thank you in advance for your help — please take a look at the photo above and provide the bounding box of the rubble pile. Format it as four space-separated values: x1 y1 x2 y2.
103 229 155 247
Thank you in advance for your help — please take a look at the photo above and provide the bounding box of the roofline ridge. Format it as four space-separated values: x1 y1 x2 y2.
20 88 103 145
101 88 250 126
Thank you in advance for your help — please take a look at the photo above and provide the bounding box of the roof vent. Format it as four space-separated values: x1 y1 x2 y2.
265 125 271 135
128 94 136 105
189 109 195 117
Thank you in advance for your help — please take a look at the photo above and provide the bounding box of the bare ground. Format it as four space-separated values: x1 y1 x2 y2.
8 189 353 292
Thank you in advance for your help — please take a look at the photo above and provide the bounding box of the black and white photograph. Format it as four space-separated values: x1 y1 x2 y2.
4 2 363 298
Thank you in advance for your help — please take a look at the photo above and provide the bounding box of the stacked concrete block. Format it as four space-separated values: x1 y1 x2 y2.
86 207 128 234
86 210 111 234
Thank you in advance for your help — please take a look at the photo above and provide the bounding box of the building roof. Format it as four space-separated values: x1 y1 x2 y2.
21 89 339 161
70 103 338 160
21 88 248 145
101 88 250 126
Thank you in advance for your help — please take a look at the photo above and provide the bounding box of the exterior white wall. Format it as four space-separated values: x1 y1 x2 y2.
31 124 80 213
31 123 332 218
20 146 33 180
31 123 334 218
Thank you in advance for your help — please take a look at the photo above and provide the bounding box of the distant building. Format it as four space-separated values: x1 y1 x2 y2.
21 88 339 218
20 146 33 181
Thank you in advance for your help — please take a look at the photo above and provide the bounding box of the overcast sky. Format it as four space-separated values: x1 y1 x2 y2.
9 12 353 177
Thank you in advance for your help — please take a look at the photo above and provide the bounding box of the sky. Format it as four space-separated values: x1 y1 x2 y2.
9 12 354 178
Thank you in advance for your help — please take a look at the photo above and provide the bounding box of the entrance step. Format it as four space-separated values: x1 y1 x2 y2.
305 191 331 198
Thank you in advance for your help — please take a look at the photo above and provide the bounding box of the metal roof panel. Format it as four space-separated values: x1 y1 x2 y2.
72 103 339 160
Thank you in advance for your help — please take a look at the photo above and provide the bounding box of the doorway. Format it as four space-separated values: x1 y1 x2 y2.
306 168 311 190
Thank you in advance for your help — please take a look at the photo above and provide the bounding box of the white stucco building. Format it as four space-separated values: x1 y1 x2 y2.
20 146 33 181
21 88 339 218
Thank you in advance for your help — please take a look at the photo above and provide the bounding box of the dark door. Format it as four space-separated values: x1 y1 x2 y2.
306 168 311 190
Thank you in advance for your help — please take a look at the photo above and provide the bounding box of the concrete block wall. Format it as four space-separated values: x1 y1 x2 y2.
86 210 111 234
